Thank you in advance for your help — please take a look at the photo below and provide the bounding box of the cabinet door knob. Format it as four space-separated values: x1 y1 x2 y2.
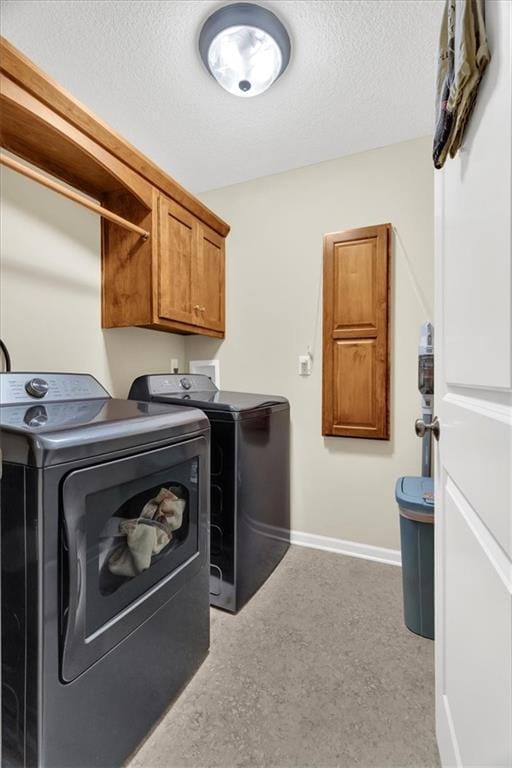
415 416 440 441
201 306 206 313
193 304 201 312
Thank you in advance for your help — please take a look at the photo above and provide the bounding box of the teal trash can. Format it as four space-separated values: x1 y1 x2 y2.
395 476 435 640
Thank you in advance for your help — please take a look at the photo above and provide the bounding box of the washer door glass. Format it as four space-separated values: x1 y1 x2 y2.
60 437 208 682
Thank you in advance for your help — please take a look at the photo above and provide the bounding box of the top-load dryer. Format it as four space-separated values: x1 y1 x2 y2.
1 372 210 768
129 374 290 612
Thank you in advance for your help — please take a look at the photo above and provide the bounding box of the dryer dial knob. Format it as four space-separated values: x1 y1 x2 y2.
180 377 192 390
25 377 49 399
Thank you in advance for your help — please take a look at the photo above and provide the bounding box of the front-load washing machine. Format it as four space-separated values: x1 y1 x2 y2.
128 374 290 612
1 372 210 768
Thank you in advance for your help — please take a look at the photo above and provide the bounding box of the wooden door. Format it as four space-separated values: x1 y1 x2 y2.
158 196 199 326
435 3 512 767
322 223 390 439
192 223 225 334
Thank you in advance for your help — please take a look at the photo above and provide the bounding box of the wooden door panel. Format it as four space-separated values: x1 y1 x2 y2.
160 210 192 318
333 340 376 433
333 238 377 335
323 223 390 438
158 196 201 327
196 233 223 324
193 224 225 333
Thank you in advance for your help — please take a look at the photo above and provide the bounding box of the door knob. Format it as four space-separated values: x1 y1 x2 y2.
415 416 440 441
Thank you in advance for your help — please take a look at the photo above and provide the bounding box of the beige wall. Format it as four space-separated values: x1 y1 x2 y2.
1 138 433 551
0 162 185 397
188 137 434 550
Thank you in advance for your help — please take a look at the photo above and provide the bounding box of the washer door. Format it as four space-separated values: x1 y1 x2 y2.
61 437 208 682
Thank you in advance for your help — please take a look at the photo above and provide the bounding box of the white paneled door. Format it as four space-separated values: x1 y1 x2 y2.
434 3 512 766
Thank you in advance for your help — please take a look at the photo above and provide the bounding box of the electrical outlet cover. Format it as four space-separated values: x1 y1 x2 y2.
189 359 220 387
299 355 312 376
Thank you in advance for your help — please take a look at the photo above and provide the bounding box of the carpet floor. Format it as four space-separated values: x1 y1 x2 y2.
129 546 439 768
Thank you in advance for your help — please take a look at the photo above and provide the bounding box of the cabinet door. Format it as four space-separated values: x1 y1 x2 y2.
158 196 199 326
192 224 225 334
322 223 390 439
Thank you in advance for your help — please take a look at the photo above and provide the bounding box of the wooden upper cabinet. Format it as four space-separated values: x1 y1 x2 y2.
157 196 225 335
102 193 226 338
322 224 391 439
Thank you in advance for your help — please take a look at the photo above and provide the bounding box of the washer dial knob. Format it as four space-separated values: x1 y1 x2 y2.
180 377 192 390
24 405 48 427
25 377 49 399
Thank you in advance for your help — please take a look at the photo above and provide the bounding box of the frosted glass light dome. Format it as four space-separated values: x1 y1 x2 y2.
208 25 282 97
199 4 291 98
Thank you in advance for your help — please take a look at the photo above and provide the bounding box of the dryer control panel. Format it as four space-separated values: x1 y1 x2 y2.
0 373 110 405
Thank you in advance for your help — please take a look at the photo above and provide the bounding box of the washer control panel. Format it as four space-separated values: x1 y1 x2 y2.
145 373 217 395
0 373 110 405
1 400 106 430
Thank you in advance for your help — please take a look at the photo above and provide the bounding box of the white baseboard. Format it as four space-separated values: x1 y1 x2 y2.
290 530 402 567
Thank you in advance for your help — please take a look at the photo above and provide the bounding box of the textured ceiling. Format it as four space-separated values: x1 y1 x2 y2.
1 0 443 192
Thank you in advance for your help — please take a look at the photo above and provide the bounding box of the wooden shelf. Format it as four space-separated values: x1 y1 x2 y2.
0 72 152 206
0 36 229 237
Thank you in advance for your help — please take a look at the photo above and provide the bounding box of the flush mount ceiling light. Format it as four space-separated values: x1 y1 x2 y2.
199 3 291 98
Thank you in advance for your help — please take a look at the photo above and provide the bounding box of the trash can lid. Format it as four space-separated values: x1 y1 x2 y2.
395 476 435 515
